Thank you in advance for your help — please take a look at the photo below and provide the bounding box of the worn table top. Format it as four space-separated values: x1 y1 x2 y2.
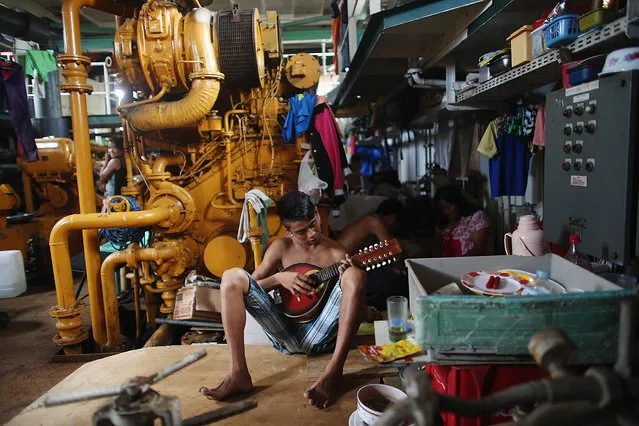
8 345 392 425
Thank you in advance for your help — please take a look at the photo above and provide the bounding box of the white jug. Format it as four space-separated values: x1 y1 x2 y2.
504 215 547 256
0 250 26 298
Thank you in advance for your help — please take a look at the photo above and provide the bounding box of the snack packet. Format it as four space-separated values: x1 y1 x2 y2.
359 338 422 364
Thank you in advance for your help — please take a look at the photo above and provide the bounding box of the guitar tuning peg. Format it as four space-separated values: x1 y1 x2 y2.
371 264 376 270
366 266 370 271
376 263 380 268
382 261 387 266
374 243 379 249
385 240 389 246
358 249 362 254
369 245 373 250
392 257 397 262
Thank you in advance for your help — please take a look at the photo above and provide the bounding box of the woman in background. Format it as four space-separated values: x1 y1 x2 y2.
432 185 491 257
96 136 126 199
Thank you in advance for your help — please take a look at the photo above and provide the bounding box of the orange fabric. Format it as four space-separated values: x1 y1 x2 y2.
331 17 340 75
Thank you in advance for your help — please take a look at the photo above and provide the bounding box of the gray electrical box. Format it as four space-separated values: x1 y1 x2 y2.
544 71 639 265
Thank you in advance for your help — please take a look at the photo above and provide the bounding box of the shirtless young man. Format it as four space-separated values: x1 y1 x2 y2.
200 191 366 408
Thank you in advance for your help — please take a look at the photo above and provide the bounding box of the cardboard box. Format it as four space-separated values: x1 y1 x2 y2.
406 254 632 364
173 285 222 322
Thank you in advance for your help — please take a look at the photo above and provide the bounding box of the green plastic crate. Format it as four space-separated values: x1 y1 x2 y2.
407 255 634 364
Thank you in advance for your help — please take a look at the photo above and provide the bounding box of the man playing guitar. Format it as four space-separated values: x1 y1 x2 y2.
200 191 367 409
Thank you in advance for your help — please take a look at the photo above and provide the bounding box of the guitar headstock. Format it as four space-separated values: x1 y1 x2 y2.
352 239 403 272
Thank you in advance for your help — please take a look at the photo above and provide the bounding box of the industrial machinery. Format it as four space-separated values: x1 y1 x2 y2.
545 71 639 266
51 0 323 353
43 350 258 425
0 138 83 271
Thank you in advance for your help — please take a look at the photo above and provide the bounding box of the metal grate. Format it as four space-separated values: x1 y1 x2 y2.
456 17 629 104
216 9 261 89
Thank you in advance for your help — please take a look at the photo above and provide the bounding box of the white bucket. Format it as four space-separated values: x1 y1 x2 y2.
0 250 26 298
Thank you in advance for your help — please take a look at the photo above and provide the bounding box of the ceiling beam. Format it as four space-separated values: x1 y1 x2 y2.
0 0 60 22
281 14 331 28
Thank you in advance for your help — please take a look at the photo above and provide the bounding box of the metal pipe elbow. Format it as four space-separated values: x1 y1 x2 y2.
127 7 223 132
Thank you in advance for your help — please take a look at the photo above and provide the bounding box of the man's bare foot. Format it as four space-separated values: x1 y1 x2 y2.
304 370 341 409
200 371 253 400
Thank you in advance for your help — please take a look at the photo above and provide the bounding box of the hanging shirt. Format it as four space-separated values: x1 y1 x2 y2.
489 134 532 197
477 121 499 158
24 50 58 83
282 93 317 143
0 62 38 162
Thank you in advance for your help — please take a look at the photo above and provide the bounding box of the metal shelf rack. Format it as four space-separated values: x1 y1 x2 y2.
455 17 632 105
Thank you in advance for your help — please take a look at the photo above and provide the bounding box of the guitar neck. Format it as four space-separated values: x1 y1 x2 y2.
313 262 341 283
312 239 401 283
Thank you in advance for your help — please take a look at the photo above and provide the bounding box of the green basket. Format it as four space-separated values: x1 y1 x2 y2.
579 8 617 33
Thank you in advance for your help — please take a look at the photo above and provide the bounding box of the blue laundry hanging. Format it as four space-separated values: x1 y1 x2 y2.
282 93 317 143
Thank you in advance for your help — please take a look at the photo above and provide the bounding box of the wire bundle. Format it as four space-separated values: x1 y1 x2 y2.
100 196 148 250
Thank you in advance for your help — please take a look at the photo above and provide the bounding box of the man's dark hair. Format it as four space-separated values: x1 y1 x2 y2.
376 198 404 218
111 135 124 149
277 191 315 226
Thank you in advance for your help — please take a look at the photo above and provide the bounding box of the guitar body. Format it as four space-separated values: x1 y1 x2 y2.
274 239 402 323
276 263 337 324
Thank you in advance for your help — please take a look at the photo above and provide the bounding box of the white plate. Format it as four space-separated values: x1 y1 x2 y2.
349 410 362 426
497 269 567 294
461 271 525 296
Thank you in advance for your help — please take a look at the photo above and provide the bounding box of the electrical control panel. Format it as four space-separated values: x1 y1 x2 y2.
544 71 638 264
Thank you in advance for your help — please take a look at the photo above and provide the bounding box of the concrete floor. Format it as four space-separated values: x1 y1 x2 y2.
0 287 86 423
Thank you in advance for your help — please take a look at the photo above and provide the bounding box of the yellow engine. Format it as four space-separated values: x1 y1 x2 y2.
50 0 322 353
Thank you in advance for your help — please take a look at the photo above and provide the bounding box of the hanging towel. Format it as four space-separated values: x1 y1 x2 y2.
532 104 546 146
0 62 38 162
237 189 274 255
282 93 318 143
25 50 58 83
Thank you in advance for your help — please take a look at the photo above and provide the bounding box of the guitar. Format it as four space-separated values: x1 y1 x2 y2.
275 239 403 323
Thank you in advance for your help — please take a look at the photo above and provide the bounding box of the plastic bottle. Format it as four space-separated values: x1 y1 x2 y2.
564 234 593 272
522 269 552 295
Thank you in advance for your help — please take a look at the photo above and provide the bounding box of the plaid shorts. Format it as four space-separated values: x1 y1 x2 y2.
244 273 342 355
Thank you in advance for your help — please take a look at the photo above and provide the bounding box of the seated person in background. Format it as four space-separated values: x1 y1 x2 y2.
346 154 366 194
337 198 408 313
96 136 126 200
432 185 491 257
200 191 366 409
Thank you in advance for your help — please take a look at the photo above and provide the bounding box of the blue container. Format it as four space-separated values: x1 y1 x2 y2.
568 64 602 85
543 15 581 48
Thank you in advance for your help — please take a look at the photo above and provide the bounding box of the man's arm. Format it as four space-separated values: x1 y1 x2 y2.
369 216 393 244
252 239 285 289
465 229 489 256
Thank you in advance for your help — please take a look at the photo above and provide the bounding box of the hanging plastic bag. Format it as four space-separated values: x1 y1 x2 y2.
298 150 328 204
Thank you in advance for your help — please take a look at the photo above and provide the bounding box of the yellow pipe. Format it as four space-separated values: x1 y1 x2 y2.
211 192 243 210
21 173 34 213
225 142 240 205
100 245 177 347
152 155 186 174
62 0 132 56
117 80 170 113
127 8 224 132
223 109 249 133
248 204 263 268
58 0 134 349
49 207 174 345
